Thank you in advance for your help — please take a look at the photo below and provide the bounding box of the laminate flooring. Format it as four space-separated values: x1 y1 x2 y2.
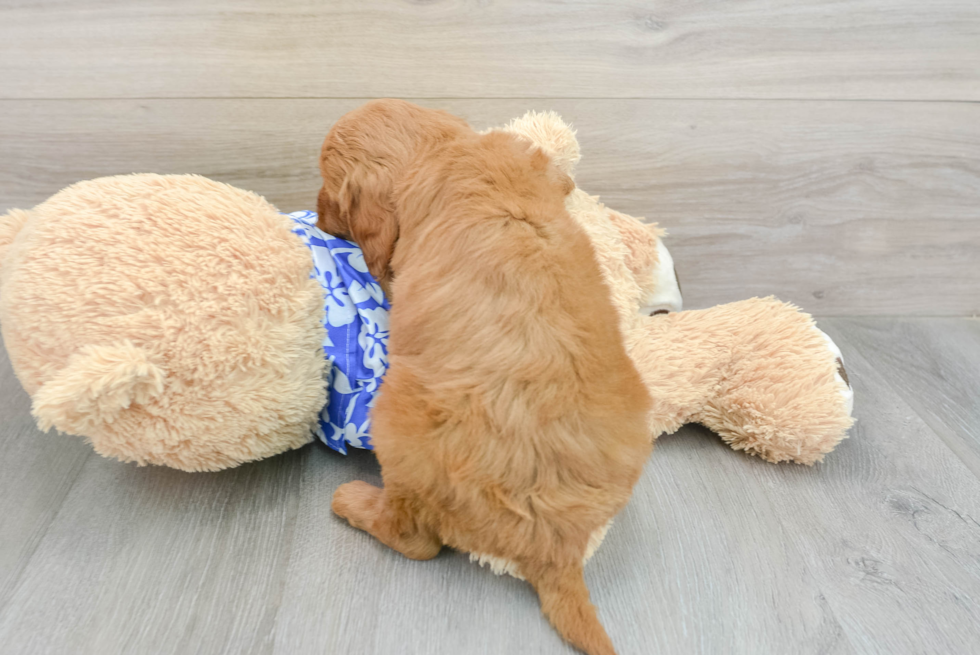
1 318 978 654
2 2 978 652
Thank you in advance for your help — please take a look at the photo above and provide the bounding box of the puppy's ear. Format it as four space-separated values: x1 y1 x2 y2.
317 185 345 236
340 166 399 288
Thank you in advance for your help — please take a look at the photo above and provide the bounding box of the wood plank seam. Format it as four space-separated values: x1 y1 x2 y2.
0 449 92 618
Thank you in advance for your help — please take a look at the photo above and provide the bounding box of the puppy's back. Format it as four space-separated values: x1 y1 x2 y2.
370 131 650 655
378 131 651 554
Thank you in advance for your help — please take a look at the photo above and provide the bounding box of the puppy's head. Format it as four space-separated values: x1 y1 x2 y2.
317 99 469 287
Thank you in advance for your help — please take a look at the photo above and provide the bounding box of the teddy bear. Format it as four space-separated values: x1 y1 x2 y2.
0 112 851 487
0 175 329 471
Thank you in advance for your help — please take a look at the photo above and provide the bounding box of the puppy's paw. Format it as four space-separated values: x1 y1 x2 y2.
332 480 382 530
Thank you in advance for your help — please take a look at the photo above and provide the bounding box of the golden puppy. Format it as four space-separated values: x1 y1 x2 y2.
318 99 651 655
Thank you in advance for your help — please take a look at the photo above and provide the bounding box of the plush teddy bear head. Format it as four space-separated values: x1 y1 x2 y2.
0 175 327 471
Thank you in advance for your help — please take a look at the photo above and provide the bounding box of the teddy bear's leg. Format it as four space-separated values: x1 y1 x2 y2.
639 239 683 316
332 480 443 560
638 299 855 465
691 299 856 464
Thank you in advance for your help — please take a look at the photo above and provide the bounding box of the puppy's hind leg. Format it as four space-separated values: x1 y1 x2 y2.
332 481 442 560
524 562 618 655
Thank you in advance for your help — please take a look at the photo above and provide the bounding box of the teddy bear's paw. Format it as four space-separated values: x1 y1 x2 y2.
816 329 854 416
639 239 683 316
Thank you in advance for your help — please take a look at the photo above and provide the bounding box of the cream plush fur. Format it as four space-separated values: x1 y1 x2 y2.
0 175 326 471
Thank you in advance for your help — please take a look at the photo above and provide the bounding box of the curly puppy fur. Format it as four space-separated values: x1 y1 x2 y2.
317 99 651 655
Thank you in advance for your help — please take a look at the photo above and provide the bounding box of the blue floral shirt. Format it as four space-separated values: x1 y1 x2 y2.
287 211 389 454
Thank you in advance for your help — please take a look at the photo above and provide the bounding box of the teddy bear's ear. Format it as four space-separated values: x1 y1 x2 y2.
498 111 581 179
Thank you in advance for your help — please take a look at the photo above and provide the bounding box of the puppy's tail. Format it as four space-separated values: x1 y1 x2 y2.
525 563 618 655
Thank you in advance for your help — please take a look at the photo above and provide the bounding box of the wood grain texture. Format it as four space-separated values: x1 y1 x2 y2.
826 318 980 477
271 447 587 655
0 445 307 655
0 341 90 615
560 432 855 655
1 98 977 315
579 318 980 655
1 0 978 100
2 321 980 654
761 319 980 653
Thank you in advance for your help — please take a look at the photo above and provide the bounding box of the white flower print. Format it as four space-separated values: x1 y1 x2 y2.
358 318 389 379
288 211 390 455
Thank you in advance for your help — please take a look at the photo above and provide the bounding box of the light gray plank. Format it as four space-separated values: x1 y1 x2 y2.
595 316 980 654
0 0 978 100
2 316 979 654
270 318 980 653
0 446 306 655
583 318 980 653
562 432 855 655
822 318 980 478
271 433 852 655
1 99 977 316
271 447 584 655
755 319 980 653
0 344 90 615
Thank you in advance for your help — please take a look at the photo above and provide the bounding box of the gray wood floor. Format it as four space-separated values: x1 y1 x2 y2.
2 321 979 654
2 1 979 653
1 2 979 316
3 98 978 315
